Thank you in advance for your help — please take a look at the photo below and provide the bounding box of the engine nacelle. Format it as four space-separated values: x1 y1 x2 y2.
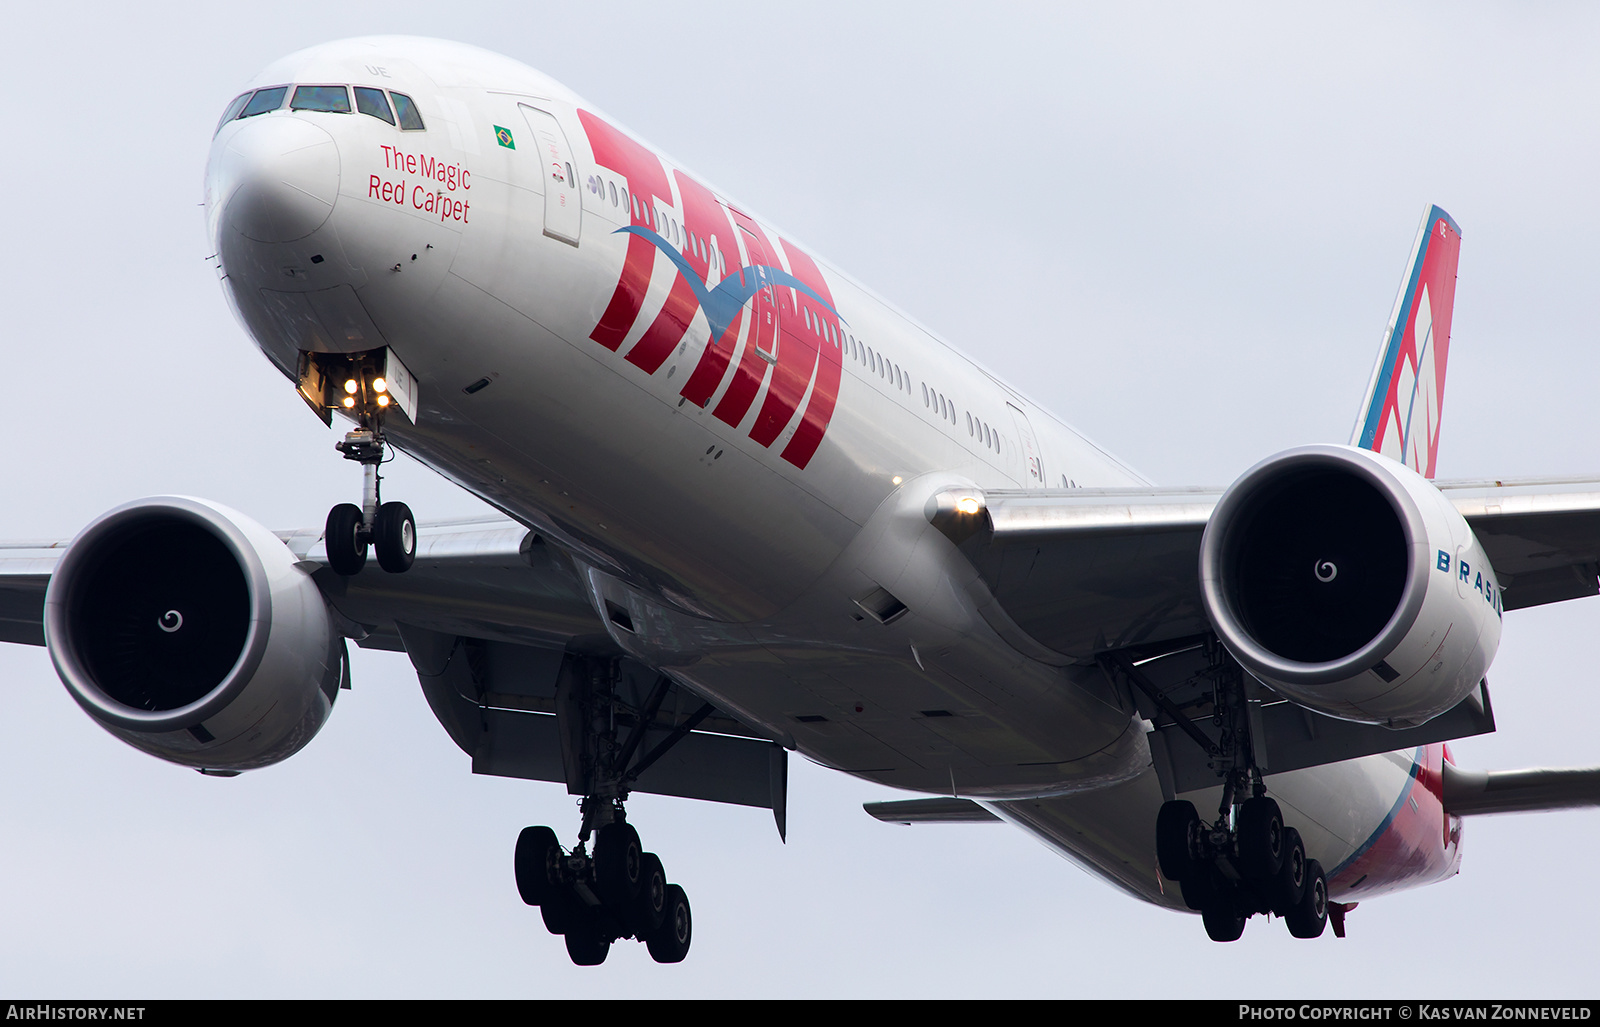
44 496 342 771
1200 445 1501 727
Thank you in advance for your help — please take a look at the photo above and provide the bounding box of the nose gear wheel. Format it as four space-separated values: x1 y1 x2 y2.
324 418 415 576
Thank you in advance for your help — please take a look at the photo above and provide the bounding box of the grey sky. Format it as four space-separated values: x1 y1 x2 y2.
2 1 1598 997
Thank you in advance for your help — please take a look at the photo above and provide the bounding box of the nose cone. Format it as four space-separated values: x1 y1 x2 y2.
209 117 340 244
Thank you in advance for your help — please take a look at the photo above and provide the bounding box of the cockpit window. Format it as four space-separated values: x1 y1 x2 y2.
354 87 395 124
215 92 252 134
390 92 425 131
239 86 288 119
291 85 352 113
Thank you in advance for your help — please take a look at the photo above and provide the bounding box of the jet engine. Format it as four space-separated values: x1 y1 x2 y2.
43 496 342 772
1199 445 1501 727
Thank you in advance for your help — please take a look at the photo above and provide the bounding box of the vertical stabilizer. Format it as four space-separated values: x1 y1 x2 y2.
1350 205 1462 478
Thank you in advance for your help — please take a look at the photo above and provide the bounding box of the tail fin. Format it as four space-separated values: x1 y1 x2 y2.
1350 205 1463 478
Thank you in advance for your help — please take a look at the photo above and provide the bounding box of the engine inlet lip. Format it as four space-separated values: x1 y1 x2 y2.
1199 445 1430 686
44 496 273 732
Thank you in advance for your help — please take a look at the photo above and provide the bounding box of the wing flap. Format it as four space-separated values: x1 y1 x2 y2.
862 797 1001 824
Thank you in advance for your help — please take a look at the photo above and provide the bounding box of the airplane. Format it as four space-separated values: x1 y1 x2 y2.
4 33 1599 966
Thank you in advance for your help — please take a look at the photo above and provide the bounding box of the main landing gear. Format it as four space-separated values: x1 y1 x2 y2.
1153 641 1329 942
514 668 707 965
514 807 693 966
325 425 415 576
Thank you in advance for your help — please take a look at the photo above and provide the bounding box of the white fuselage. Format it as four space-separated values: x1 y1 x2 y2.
206 36 1459 912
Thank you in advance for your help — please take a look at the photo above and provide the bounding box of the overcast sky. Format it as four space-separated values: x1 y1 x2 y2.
2 1 1599 998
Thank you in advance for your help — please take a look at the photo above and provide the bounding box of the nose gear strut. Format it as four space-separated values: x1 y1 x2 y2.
325 417 414 576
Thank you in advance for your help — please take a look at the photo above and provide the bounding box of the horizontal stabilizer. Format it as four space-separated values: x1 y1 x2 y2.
1443 761 1600 816
863 797 1001 824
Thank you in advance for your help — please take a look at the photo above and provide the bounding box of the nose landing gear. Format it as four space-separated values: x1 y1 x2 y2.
325 423 415 576
297 349 419 576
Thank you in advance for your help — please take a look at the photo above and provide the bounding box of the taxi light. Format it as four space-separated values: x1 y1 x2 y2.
342 396 355 408
377 394 391 407
343 379 359 394
373 378 388 393
956 497 982 515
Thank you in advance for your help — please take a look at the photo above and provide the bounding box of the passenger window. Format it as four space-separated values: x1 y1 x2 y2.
609 182 618 207
292 85 352 113
239 86 288 119
354 86 395 124
390 92 426 130
216 92 252 133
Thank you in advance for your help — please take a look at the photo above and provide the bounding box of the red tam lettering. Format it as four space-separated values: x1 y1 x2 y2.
777 241 843 470
712 210 783 429
577 110 671 351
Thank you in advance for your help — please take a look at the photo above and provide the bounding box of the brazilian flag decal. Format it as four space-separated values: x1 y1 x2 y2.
494 125 515 149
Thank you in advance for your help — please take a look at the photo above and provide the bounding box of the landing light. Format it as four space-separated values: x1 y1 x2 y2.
892 476 903 486
343 379 359 394
955 497 982 515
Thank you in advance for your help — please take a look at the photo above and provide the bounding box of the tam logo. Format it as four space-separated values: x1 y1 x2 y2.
578 111 842 470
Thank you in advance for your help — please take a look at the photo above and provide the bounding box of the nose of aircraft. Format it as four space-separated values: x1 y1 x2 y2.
210 116 340 244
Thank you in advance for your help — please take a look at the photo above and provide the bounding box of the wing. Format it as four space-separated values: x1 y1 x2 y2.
0 515 789 831
936 478 1600 663
931 477 1600 791
0 540 65 646
1436 477 1600 610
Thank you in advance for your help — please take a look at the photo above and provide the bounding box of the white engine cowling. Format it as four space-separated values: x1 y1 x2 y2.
1199 445 1501 727
43 496 342 771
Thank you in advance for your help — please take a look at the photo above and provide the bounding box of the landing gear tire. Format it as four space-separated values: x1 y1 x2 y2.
628 853 668 937
1201 900 1246 942
540 889 576 936
325 503 367 575
1156 800 1200 881
514 826 561 906
1237 796 1285 880
646 884 692 963
1286 858 1329 939
594 822 644 906
1179 866 1218 912
373 501 416 573
1270 827 1307 917
565 913 612 966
